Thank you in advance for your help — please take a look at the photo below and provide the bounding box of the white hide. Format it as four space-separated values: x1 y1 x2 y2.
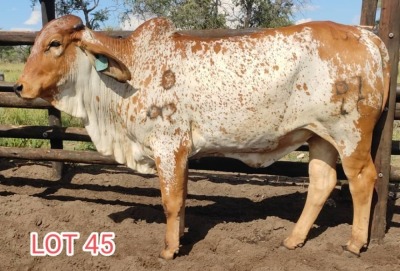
55 49 156 174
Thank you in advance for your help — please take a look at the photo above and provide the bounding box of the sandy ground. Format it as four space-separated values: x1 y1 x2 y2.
0 158 399 271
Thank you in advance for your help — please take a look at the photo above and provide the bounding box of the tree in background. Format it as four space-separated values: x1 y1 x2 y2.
171 0 226 29
122 0 307 29
31 0 110 29
29 0 308 30
232 0 294 28
0 46 30 63
122 0 226 29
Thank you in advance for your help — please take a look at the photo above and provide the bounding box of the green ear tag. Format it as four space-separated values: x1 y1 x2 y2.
95 54 109 72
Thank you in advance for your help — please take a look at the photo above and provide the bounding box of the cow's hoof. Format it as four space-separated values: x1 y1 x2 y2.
282 237 304 250
341 245 360 258
159 248 177 260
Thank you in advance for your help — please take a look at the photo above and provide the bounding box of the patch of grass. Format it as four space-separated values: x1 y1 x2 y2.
64 141 97 151
281 151 309 163
393 121 400 141
0 62 24 82
0 108 95 150
0 108 48 126
0 108 49 148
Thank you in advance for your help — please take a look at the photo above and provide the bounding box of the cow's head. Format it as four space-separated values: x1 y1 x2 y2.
14 15 131 101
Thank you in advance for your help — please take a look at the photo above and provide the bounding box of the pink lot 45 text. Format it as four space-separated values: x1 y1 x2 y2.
30 232 116 256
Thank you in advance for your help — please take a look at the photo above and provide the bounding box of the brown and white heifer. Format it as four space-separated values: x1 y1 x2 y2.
15 15 389 259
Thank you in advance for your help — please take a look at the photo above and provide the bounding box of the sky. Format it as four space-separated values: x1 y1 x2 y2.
0 0 366 31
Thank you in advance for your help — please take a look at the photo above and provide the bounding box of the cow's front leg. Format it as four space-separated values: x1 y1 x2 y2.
154 141 189 260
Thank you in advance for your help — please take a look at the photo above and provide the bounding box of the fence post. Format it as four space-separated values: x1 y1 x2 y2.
360 0 378 26
40 0 64 179
370 0 400 243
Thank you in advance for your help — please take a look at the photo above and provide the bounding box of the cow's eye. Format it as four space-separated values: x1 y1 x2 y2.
49 40 61 48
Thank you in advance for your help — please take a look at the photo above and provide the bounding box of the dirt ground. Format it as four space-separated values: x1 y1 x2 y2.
0 158 399 271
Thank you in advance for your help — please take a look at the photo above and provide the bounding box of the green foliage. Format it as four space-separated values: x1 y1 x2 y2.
0 46 30 63
29 0 301 30
172 0 226 29
232 0 294 28
0 108 49 148
0 107 94 150
123 0 225 29
60 112 85 127
66 141 97 151
123 0 301 29
31 0 110 29
125 0 172 18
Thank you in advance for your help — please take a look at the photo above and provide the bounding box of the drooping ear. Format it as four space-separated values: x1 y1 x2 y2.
74 31 131 83
91 52 132 83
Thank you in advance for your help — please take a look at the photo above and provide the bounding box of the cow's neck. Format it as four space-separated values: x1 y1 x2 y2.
54 50 155 173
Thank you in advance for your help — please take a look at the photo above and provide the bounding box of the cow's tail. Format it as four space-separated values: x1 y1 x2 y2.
372 33 391 112
360 27 391 112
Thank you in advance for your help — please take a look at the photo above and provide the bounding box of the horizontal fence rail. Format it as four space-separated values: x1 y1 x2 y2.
0 146 116 164
0 125 90 141
0 92 52 109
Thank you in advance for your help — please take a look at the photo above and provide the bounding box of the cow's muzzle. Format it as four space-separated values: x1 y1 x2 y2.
13 83 23 97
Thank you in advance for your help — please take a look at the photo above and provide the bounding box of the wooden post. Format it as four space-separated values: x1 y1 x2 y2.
40 0 55 25
40 0 64 179
370 0 400 243
360 0 378 26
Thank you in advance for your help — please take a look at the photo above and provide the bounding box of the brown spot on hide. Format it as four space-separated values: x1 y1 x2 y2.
191 41 202 54
96 96 100 102
174 127 181 136
238 93 244 105
147 105 162 119
162 103 177 122
163 103 177 114
273 65 279 71
214 43 222 54
143 75 152 88
162 70 176 90
336 81 349 95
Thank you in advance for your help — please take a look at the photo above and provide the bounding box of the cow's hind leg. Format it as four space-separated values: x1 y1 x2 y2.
283 136 338 249
341 153 377 256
